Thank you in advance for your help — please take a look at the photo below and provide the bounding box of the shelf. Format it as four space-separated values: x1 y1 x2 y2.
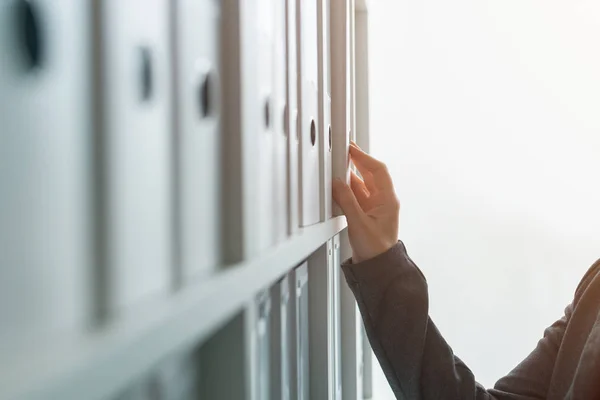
0 217 347 400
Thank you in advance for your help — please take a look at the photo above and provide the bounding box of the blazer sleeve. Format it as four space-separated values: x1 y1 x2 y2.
341 241 573 399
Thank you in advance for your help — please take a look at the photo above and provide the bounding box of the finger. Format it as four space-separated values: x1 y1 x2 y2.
349 145 394 192
350 170 370 210
348 143 383 170
348 143 378 193
350 159 378 194
332 179 366 225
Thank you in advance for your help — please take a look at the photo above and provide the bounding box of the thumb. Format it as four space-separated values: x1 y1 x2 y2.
333 179 365 225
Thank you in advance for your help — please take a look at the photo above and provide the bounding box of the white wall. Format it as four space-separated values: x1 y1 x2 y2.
367 0 600 391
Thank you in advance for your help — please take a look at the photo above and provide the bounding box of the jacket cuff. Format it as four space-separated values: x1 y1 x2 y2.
342 241 425 286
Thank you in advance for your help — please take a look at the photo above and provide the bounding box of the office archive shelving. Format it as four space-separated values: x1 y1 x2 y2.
0 0 373 399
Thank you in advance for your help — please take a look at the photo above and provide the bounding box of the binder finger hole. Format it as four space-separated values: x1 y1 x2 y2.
198 71 213 118
310 119 316 147
328 125 332 151
139 47 153 102
16 0 43 70
264 98 271 129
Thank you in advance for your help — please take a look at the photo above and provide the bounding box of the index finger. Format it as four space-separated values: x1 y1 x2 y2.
349 143 384 170
349 144 394 192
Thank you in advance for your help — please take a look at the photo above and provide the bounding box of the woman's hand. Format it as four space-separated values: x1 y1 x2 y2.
332 142 400 263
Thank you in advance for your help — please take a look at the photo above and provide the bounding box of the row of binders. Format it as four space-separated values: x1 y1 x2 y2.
112 236 344 400
0 0 358 348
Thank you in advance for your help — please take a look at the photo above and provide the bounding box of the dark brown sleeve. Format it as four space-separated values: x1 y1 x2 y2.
341 241 571 399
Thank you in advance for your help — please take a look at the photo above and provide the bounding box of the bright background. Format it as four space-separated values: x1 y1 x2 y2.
366 0 600 395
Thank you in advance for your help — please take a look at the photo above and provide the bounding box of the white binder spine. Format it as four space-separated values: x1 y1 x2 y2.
99 0 173 312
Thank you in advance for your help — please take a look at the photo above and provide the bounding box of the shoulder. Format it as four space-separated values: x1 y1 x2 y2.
574 258 600 302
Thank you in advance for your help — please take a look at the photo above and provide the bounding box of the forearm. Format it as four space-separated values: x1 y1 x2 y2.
342 242 428 397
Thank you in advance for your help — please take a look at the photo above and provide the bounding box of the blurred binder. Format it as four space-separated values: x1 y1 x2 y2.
292 262 310 400
199 312 248 399
332 234 343 400
0 0 93 342
330 0 353 216
273 0 291 244
297 0 321 226
318 0 333 221
255 0 277 253
221 0 260 263
271 275 292 400
98 0 173 312
172 0 222 284
286 0 301 235
307 240 333 399
255 289 272 399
